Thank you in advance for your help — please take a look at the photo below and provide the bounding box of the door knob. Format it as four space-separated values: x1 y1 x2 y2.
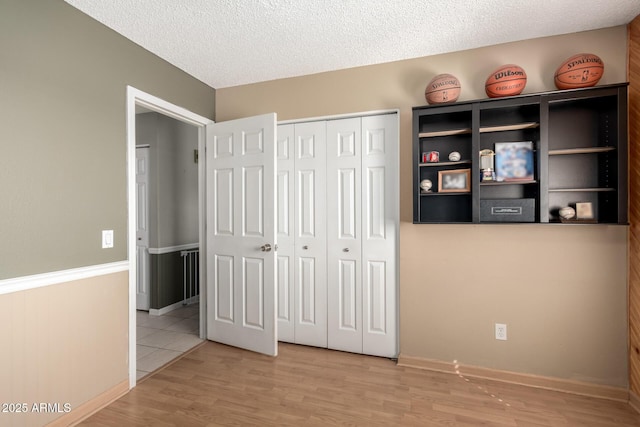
260 243 272 252
343 248 349 252
302 245 309 250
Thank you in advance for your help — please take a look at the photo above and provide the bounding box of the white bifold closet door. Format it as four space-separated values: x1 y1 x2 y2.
277 113 397 358
276 121 327 347
326 117 362 352
276 124 295 342
327 115 397 358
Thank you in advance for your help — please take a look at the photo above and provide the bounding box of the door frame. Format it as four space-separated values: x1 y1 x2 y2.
126 86 213 388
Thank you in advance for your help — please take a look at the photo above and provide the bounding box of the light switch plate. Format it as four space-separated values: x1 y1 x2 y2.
102 230 114 248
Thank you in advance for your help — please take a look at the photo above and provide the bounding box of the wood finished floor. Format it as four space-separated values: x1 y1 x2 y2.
81 342 640 426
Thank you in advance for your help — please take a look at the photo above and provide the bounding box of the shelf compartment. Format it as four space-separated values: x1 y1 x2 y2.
548 154 615 191
417 192 472 223
480 180 539 202
548 189 618 224
549 146 615 155
418 132 472 169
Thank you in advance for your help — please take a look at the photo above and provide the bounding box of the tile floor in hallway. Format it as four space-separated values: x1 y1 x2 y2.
136 302 203 381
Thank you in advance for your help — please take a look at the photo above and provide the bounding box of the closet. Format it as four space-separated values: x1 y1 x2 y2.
276 112 398 358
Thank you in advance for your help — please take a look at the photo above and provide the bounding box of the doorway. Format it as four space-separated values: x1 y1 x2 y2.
136 111 200 314
126 86 213 388
134 113 202 380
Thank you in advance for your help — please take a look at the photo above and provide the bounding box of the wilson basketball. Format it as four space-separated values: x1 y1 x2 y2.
554 53 604 90
425 73 461 104
485 64 527 98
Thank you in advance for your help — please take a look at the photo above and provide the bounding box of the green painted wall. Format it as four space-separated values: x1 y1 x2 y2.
0 0 215 279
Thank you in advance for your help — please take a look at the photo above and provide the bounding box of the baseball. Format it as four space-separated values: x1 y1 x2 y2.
448 151 461 162
420 179 433 192
559 206 576 220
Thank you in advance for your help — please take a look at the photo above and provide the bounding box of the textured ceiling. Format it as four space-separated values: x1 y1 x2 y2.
64 0 640 89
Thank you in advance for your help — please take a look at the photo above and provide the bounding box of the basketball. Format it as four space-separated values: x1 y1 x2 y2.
554 53 604 90
485 64 527 98
425 73 461 104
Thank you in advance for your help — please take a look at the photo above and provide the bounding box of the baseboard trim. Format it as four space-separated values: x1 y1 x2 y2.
149 296 199 316
0 261 129 296
397 354 629 402
47 379 129 427
630 390 640 413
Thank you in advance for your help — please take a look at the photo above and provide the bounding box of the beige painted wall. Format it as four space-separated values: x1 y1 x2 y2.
0 271 128 426
217 26 629 387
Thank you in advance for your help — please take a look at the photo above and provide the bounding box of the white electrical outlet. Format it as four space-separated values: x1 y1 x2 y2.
495 323 507 341
102 230 114 249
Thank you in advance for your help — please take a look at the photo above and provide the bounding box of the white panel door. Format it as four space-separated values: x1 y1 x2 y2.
276 124 295 342
326 117 363 353
293 121 327 347
361 114 398 358
206 113 277 356
135 147 150 311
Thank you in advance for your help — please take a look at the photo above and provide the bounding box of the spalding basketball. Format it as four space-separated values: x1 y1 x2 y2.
425 73 461 104
485 64 527 98
554 53 604 90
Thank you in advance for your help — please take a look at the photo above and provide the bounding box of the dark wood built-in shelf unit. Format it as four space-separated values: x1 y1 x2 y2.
412 83 628 224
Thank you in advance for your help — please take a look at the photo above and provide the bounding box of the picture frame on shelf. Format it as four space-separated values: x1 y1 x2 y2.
576 202 594 220
438 169 471 193
495 141 534 181
422 151 439 163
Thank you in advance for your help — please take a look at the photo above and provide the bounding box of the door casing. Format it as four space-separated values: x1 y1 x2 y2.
126 86 213 389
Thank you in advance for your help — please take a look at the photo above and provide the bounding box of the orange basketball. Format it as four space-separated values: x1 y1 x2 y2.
425 73 461 104
554 53 604 90
485 64 527 98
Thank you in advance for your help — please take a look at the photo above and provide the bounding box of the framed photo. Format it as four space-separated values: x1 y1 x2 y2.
495 141 534 181
438 169 471 193
576 202 594 220
422 151 439 163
